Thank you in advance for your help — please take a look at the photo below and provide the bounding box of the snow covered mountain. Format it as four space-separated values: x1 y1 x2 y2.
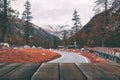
40 25 73 40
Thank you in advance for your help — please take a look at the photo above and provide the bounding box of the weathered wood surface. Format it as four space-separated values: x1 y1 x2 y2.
0 63 41 80
32 63 59 80
0 63 119 80
60 63 87 80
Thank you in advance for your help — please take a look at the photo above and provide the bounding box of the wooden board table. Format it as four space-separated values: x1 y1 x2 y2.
0 63 119 80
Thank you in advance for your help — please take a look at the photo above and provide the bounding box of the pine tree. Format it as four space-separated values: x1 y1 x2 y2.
0 0 4 26
22 0 33 45
72 10 82 33
63 30 67 46
1 0 8 42
0 0 17 43
72 10 82 47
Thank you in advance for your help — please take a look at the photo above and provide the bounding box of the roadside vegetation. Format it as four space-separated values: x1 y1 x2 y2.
0 48 61 63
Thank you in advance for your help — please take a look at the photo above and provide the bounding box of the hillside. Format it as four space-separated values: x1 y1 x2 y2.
67 8 120 47
0 19 60 48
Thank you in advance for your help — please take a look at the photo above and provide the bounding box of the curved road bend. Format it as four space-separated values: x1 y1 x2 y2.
48 50 90 63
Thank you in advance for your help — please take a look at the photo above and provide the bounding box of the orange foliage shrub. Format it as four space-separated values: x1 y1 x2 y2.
0 48 61 63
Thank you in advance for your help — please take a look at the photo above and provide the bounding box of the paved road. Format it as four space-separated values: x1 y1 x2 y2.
48 50 90 63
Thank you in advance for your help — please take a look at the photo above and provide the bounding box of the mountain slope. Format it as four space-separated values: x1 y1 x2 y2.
67 8 120 47
0 19 60 48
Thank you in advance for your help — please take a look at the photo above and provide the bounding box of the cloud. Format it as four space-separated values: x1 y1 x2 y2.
11 0 95 26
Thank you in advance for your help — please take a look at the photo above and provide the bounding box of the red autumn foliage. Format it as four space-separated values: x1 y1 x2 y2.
0 48 61 63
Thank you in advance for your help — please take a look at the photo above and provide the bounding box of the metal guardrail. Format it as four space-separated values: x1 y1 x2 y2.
87 47 120 63
92 50 120 63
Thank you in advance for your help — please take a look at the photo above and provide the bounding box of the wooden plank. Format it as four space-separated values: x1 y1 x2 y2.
96 63 120 73
77 63 115 80
0 63 41 80
31 63 59 80
0 63 119 80
60 63 87 80
96 63 120 80
0 63 21 78
0 63 8 68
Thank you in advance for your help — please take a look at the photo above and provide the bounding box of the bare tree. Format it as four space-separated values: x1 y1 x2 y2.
112 0 120 32
93 0 114 14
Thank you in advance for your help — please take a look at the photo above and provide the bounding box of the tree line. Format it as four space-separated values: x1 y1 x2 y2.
0 0 32 44
0 0 120 48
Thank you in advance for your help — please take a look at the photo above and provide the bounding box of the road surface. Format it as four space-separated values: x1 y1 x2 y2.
48 50 90 63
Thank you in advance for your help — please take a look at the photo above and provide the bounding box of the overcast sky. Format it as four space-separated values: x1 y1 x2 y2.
11 0 95 27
